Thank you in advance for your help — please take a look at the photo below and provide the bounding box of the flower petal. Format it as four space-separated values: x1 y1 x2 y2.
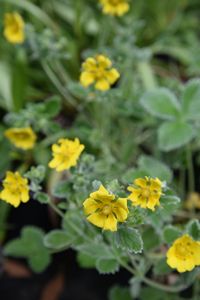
105 68 120 84
80 72 95 87
103 213 117 231
83 197 100 215
95 79 110 91
87 212 106 229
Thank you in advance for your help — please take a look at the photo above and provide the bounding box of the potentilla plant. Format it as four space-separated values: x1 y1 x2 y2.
1 136 200 299
1 1 200 299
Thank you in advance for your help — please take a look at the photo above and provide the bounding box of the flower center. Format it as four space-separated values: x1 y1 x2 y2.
102 205 112 215
95 67 106 79
16 133 30 140
175 243 194 259
141 188 150 198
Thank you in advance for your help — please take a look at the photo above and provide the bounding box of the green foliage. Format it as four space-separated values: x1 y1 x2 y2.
138 155 172 182
163 225 181 244
141 80 200 151
4 226 51 273
1 0 200 298
158 120 195 151
140 88 181 120
153 258 172 275
140 287 178 300
76 252 96 269
52 181 70 199
114 226 143 253
182 79 200 120
186 219 200 240
142 227 161 251
96 258 119 274
108 285 132 300
44 230 73 250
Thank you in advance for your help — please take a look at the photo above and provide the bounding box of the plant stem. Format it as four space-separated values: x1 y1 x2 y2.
41 61 76 108
126 253 190 293
48 200 65 218
142 277 189 293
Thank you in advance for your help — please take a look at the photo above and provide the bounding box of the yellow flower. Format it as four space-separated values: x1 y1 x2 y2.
127 177 162 211
185 192 200 210
5 127 37 150
83 185 128 231
0 171 30 207
48 138 85 172
166 235 200 273
80 54 120 91
4 12 25 44
99 0 130 16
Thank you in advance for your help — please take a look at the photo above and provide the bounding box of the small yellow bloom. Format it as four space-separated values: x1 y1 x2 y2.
166 235 200 273
5 127 37 150
99 0 130 16
80 54 120 91
48 138 84 172
0 171 30 207
83 185 128 231
185 192 200 210
127 177 162 211
4 12 25 44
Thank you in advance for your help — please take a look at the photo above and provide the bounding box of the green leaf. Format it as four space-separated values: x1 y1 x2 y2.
44 230 73 250
115 227 143 253
153 258 172 275
52 181 69 199
160 195 180 214
35 192 50 204
77 243 113 259
108 285 132 300
163 225 181 244
62 210 85 244
122 169 148 184
138 155 172 182
4 238 29 257
44 96 61 118
76 252 96 269
4 226 51 273
182 79 200 120
96 258 119 274
186 219 200 240
142 227 160 251
140 88 180 120
25 165 46 183
158 121 196 151
29 250 51 273
140 287 176 300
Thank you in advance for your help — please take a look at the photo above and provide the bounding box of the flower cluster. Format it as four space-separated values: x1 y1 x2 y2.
127 177 163 211
99 0 130 16
83 185 128 231
167 235 200 273
83 176 163 231
80 54 120 91
4 12 25 44
48 138 85 172
5 127 37 150
0 171 30 207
